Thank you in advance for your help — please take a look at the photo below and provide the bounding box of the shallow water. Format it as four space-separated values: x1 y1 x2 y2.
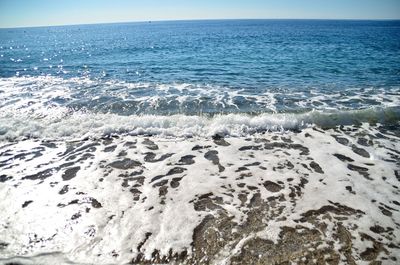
1 125 400 264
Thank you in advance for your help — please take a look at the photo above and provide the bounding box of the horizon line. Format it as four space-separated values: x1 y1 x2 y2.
1 17 400 30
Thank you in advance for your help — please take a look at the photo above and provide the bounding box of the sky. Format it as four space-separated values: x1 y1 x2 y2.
0 0 399 28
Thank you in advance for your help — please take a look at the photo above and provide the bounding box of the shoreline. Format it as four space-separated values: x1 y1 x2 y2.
0 124 399 264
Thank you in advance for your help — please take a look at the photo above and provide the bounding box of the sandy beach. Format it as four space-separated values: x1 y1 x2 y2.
1 124 399 264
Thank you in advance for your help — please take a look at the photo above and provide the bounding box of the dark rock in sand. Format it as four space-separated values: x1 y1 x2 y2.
357 137 373 147
0 174 12 182
239 145 262 151
192 145 211 151
142 139 159 150
392 200 400 206
348 164 372 179
10 149 44 162
59 185 69 195
348 164 369 172
244 162 261 167
103 145 117 152
41 142 57 148
204 150 225 172
130 188 142 201
144 152 174 163
77 153 95 162
0 241 9 250
352 145 370 158
59 162 75 169
212 134 231 146
170 177 183 188
309 161 324 174
159 186 168 196
22 200 33 208
62 166 80 181
101 137 114 146
275 160 294 170
206 153 222 171
281 136 293 143
379 206 392 217
73 142 100 154
71 212 81 220
123 141 136 149
263 181 283 192
65 152 94 163
370 225 385 234
345 186 355 194
57 199 77 208
285 160 294 169
334 136 350 146
117 150 127 157
177 155 195 165
119 170 144 178
90 198 102 208
264 142 310 155
23 168 56 180
153 179 168 188
166 167 186 176
108 158 141 169
235 166 248 172
333 153 354 162
150 175 165 183
137 232 152 252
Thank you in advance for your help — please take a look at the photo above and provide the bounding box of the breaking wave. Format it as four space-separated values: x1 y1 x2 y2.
0 106 399 141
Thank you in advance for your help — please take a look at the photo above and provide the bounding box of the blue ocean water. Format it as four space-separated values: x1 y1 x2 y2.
0 20 399 138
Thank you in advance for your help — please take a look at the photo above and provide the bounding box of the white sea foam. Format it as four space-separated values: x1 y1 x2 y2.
0 125 399 264
0 104 399 141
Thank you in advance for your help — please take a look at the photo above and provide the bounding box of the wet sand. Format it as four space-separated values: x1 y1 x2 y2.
0 124 399 264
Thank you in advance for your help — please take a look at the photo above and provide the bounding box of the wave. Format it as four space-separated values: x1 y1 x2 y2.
1 76 400 117
0 106 399 141
0 76 399 140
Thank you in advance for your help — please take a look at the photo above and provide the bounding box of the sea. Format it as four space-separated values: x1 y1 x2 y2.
0 20 399 264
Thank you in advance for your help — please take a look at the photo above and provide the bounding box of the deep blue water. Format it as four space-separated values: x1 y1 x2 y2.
1 20 400 86
0 20 400 138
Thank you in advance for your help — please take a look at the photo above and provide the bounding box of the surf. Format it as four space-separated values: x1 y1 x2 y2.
1 106 399 141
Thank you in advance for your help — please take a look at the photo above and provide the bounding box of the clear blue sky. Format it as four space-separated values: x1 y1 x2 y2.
1 0 399 28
